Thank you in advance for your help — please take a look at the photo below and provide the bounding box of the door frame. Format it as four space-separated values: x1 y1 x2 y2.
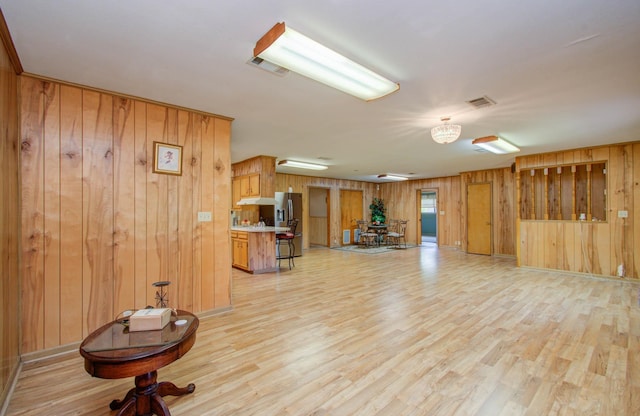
416 188 439 246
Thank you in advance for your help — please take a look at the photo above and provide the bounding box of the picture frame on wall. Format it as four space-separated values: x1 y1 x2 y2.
152 142 183 176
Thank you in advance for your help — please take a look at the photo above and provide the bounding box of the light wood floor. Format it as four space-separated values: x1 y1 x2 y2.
6 245 640 415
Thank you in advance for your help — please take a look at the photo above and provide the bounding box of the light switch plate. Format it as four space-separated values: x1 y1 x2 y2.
618 210 628 218
198 212 212 222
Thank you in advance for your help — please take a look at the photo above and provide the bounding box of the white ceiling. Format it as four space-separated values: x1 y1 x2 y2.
2 0 639 182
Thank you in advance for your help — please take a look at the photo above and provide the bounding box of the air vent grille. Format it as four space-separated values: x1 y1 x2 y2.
466 96 496 109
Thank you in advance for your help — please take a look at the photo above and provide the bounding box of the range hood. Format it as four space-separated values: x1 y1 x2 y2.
237 196 278 206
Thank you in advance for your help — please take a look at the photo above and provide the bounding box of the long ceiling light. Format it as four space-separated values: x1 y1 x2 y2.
253 22 400 101
377 174 408 181
278 159 328 170
472 135 520 154
431 117 462 144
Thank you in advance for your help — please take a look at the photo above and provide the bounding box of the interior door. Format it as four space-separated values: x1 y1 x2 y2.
308 187 330 247
339 190 363 245
467 182 492 255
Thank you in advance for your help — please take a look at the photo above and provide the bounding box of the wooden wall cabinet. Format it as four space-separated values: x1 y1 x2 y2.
519 162 606 221
231 155 275 217
232 173 260 210
232 177 241 209
240 173 260 198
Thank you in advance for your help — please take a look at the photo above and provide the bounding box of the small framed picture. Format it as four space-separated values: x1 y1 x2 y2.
152 142 183 176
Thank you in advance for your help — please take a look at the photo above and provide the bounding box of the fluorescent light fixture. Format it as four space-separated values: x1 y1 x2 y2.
254 22 399 101
278 159 328 170
377 174 408 181
472 135 520 154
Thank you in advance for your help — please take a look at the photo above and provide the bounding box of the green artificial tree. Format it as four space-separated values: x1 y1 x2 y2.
369 197 386 224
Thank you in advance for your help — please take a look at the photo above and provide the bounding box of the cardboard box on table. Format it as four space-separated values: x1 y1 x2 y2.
129 308 171 332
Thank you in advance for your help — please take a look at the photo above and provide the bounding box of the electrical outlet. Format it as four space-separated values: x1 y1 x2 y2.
198 212 212 222
618 210 628 218
440 210 445 216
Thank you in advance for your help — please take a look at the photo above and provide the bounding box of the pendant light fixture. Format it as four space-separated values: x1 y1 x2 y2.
431 117 462 144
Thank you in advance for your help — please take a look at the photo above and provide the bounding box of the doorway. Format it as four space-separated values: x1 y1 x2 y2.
419 190 438 245
467 182 492 255
308 187 330 247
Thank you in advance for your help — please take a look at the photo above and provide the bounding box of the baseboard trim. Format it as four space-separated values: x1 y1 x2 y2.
0 359 22 416
20 342 81 364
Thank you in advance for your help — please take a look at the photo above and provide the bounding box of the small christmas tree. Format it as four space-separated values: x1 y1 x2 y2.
369 198 386 224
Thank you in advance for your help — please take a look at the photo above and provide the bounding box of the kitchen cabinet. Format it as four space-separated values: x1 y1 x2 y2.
240 173 260 198
231 231 249 270
231 227 285 273
232 177 242 209
232 174 260 210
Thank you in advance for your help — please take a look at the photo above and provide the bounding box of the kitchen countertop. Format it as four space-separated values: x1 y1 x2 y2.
231 226 289 233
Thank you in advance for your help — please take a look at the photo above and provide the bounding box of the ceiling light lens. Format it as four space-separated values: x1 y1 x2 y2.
278 160 328 170
377 174 408 181
431 118 461 144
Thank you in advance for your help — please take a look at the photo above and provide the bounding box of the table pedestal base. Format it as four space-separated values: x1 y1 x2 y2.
109 371 195 416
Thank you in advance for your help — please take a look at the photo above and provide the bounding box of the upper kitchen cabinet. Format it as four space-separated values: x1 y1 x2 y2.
232 155 276 208
232 173 260 209
240 173 260 198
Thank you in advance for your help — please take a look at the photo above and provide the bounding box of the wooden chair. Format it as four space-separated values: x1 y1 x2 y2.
356 220 378 248
276 218 298 269
387 219 408 248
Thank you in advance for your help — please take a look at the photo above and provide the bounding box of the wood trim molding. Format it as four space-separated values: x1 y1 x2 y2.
0 7 24 74
21 72 235 122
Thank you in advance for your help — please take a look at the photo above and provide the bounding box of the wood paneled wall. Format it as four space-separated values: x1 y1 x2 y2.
275 174 377 248
275 174 466 251
275 142 638 278
0 20 20 406
517 143 639 279
379 176 463 249
19 76 233 353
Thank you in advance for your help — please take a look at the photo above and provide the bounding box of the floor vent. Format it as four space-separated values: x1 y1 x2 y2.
247 57 289 76
466 95 496 109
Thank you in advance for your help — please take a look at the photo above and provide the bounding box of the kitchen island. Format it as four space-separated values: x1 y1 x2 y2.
231 226 289 273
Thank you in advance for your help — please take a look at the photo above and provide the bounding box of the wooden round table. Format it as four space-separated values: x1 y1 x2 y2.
80 310 199 416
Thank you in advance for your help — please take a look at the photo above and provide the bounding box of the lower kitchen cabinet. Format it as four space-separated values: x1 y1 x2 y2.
231 229 278 273
231 231 249 270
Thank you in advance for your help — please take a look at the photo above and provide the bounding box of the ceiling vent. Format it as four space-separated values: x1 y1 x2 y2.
247 57 289 76
466 95 496 109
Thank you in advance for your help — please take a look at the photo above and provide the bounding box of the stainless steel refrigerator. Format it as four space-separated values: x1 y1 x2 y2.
275 192 303 257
